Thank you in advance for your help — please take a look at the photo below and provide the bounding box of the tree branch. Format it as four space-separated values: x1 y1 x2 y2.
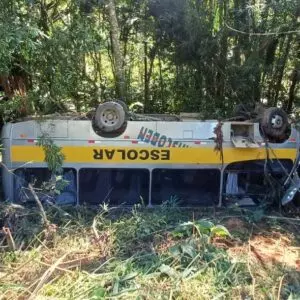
225 23 300 36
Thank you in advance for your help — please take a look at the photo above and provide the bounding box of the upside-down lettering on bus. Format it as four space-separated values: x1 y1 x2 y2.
137 127 189 148
93 148 170 161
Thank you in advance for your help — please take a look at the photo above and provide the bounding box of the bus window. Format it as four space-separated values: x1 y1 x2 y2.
151 169 220 206
79 168 149 206
14 168 77 205
224 159 293 199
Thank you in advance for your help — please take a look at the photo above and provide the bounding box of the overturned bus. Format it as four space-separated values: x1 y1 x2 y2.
1 101 300 207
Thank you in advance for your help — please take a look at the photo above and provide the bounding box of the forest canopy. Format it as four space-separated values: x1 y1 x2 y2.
0 0 299 121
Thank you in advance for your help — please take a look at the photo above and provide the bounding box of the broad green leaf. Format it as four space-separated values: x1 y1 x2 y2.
211 225 231 238
195 220 214 234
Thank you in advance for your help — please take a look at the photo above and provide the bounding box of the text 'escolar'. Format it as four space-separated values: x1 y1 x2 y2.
93 149 170 161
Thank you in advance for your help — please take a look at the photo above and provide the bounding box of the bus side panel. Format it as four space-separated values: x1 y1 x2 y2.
1 124 14 201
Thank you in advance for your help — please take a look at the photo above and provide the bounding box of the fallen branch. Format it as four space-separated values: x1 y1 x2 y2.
92 217 100 240
277 275 286 300
28 253 68 300
53 255 99 269
2 227 16 251
247 226 256 300
39 261 74 274
28 183 50 227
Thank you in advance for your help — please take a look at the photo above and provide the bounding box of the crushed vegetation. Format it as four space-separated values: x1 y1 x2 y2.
0 203 300 300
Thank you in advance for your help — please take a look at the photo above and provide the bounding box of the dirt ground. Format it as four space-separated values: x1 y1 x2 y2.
214 217 300 272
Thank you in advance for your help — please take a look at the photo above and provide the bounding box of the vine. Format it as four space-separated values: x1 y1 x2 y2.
37 134 65 174
36 134 68 201
214 121 224 165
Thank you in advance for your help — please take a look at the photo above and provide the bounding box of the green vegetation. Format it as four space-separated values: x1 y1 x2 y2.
1 204 300 299
37 134 65 174
0 0 299 122
0 1 300 299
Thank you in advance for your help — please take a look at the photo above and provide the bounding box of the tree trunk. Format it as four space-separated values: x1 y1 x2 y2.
267 36 285 102
158 56 166 112
285 69 299 113
144 41 149 112
106 0 126 102
216 1 228 101
144 41 157 113
39 0 50 34
273 35 293 106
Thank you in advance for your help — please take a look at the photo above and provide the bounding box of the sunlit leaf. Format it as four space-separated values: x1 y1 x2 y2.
211 225 231 238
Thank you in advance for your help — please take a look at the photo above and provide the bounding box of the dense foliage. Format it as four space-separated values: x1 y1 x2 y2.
0 0 299 121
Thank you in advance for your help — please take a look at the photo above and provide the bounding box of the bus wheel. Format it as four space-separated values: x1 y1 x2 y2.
94 101 126 133
260 107 288 139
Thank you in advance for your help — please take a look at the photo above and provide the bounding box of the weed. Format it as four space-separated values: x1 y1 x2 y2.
0 206 299 299
37 134 65 174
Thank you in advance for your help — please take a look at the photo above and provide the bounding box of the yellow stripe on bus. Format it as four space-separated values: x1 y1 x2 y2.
11 145 296 165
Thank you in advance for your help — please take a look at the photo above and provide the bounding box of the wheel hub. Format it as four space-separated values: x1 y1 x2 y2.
101 109 118 126
106 112 114 121
94 101 126 133
271 114 283 129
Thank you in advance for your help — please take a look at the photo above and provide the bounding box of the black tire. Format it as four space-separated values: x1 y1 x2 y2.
114 99 129 113
260 107 288 139
94 101 126 133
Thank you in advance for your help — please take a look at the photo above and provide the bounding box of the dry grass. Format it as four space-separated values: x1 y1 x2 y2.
0 204 300 300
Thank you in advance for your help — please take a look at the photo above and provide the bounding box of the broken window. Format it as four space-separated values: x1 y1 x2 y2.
224 159 293 200
14 168 77 205
79 168 149 205
151 169 221 206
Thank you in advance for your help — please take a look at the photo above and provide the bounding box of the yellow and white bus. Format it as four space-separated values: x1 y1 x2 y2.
1 102 299 207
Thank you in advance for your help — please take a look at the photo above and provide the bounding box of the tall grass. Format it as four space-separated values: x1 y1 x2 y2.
0 203 299 299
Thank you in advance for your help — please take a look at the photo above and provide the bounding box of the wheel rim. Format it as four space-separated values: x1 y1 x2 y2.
100 108 119 128
271 114 283 129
